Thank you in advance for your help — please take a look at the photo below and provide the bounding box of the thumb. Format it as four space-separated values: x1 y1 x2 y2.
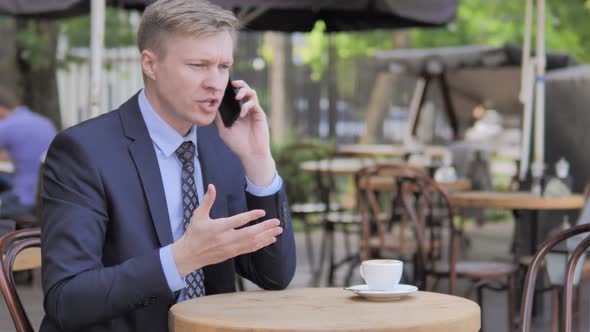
194 184 216 220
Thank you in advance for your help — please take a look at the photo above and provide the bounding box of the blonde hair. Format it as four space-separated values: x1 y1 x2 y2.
137 0 239 58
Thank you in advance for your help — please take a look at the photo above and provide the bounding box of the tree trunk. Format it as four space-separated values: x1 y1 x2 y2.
268 32 289 145
16 19 61 130
0 18 21 96
327 36 337 139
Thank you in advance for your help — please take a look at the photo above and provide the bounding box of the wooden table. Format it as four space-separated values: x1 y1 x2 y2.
449 191 585 254
300 158 428 176
337 144 449 159
169 288 480 332
300 159 470 192
449 191 585 210
360 176 472 192
300 158 380 175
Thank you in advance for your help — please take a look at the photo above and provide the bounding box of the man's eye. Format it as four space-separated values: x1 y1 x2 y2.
190 64 205 68
220 65 231 70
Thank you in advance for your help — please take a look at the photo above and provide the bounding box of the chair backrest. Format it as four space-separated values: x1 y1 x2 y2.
398 171 458 295
0 228 41 332
519 223 590 332
355 163 457 294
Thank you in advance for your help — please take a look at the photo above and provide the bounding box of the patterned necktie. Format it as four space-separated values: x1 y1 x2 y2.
175 141 205 299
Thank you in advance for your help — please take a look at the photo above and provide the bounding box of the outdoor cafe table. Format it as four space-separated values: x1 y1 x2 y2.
300 158 471 191
169 288 481 332
448 191 585 254
336 144 449 159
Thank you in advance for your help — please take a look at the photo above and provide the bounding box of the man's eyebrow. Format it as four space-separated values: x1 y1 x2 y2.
184 59 233 65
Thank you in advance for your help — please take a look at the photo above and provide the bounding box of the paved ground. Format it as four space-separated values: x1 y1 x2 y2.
0 221 586 331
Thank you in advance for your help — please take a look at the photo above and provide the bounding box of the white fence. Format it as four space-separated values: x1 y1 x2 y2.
57 47 144 129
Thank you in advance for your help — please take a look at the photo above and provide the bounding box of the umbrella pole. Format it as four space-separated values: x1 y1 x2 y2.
520 62 535 182
533 0 546 181
519 0 534 181
89 0 105 118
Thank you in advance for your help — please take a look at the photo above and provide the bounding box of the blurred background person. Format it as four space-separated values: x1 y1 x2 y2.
0 87 56 219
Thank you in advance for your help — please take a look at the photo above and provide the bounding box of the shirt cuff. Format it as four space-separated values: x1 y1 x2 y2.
246 172 283 196
159 245 186 293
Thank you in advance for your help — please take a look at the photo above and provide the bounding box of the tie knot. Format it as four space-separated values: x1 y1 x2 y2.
175 141 195 166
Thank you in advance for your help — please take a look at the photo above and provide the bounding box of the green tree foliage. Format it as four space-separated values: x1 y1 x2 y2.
294 21 394 82
293 0 590 81
61 8 137 49
411 0 590 62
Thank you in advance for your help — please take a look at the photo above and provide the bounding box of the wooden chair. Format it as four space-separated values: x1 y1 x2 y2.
358 165 516 332
0 228 42 332
517 182 590 331
520 223 590 332
563 229 590 332
519 224 590 332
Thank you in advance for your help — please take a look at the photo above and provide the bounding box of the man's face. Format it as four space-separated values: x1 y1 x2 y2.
143 31 233 132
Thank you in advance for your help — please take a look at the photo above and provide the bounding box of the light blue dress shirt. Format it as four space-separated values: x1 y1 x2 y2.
138 90 282 302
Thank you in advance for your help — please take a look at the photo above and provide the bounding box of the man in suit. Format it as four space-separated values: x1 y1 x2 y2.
40 1 296 331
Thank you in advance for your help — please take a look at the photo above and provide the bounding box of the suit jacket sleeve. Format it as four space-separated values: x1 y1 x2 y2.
41 131 175 331
231 172 296 290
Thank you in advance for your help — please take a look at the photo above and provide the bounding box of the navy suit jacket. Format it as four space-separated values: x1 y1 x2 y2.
40 93 296 332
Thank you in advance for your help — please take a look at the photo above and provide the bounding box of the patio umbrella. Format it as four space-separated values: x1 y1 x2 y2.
1 0 459 31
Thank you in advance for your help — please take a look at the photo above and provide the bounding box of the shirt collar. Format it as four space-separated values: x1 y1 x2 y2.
138 89 198 158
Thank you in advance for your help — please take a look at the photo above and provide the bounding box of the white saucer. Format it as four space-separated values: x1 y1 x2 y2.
345 284 418 301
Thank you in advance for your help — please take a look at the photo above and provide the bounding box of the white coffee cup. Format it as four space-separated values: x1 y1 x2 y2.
360 259 403 291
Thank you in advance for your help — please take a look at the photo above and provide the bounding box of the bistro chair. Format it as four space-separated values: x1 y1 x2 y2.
520 223 590 332
0 228 42 332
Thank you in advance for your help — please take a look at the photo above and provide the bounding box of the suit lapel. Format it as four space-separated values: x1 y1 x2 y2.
197 127 220 211
119 93 174 247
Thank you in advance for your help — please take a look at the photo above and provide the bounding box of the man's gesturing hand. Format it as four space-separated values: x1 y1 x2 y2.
171 184 283 276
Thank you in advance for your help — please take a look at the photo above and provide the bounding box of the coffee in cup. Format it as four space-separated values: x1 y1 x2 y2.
360 259 403 291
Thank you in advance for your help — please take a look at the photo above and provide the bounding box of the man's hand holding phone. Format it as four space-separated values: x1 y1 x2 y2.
216 77 276 187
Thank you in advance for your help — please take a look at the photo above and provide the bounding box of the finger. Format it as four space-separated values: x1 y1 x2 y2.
238 218 280 238
231 80 248 89
251 231 280 252
235 226 281 254
239 100 259 118
235 87 248 101
254 225 283 240
220 209 267 230
193 184 216 220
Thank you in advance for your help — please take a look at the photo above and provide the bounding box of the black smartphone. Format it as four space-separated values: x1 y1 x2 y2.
218 74 243 128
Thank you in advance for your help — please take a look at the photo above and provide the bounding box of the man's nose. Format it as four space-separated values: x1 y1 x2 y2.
202 70 227 91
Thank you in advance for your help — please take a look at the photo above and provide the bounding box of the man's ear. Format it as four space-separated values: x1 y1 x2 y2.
141 50 158 81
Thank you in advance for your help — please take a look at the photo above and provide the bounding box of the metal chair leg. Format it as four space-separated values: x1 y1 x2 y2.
301 218 316 286
508 275 516 332
313 225 329 287
551 287 559 332
327 226 336 286
477 285 485 332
